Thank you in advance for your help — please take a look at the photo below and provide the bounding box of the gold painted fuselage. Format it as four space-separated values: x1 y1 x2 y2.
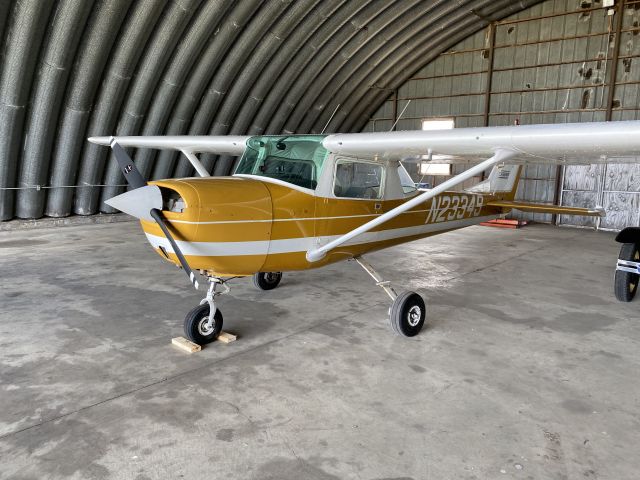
140 177 505 276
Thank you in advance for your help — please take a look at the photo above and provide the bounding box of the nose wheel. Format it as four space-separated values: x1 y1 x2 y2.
184 277 229 345
184 304 223 344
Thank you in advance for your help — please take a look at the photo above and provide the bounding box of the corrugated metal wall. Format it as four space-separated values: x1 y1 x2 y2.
365 0 640 231
0 0 543 223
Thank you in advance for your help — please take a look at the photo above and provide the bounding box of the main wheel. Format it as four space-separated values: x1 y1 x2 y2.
253 272 282 290
184 304 223 345
615 243 640 302
389 291 426 337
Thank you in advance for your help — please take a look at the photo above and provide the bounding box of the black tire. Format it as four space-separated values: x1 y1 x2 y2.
389 291 426 337
184 304 223 345
253 272 282 290
615 243 639 302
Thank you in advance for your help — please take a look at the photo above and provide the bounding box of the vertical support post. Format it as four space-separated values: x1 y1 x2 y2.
552 165 563 225
483 22 497 128
392 89 399 131
606 0 624 121
481 22 497 182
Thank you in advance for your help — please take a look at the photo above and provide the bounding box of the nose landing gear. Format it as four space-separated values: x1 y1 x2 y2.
184 277 229 344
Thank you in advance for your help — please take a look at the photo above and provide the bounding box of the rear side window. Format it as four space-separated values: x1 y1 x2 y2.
333 160 383 199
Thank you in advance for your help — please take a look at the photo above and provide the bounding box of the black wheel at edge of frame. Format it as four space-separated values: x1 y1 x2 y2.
615 243 640 302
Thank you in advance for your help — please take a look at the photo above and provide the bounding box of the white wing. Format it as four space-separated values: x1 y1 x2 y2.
88 135 250 177
308 121 640 263
88 135 249 156
323 121 640 164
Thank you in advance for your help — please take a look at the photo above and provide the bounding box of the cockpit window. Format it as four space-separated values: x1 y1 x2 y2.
333 160 383 199
234 135 328 190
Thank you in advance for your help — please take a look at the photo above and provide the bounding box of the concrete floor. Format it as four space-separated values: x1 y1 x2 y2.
0 220 638 480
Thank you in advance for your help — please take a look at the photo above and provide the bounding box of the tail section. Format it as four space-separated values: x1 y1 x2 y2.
470 164 605 218
467 164 522 200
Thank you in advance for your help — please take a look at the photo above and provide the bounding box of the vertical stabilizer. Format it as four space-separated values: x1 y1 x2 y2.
467 164 522 200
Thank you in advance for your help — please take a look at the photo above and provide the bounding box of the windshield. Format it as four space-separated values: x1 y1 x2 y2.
234 135 329 190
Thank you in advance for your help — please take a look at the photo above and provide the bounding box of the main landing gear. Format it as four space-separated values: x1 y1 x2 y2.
354 256 426 337
253 271 282 290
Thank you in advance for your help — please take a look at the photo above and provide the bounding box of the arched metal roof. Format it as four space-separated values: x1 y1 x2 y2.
0 0 541 221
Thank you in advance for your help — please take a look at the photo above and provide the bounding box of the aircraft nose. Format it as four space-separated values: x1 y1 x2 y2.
104 185 163 221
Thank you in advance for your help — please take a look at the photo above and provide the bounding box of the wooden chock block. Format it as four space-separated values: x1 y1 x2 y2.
218 331 237 344
172 336 201 353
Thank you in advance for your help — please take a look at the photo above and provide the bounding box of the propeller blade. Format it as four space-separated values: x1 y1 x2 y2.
150 208 200 290
98 138 200 290
103 185 163 221
109 138 146 189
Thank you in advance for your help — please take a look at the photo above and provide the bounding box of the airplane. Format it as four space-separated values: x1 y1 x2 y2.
89 120 640 345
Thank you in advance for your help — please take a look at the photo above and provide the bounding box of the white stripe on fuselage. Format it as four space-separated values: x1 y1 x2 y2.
145 214 500 257
167 210 433 225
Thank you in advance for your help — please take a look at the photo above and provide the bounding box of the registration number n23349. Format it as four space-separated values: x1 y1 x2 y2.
425 194 484 224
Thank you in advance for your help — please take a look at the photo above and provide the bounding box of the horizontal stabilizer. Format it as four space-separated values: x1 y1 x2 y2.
486 200 605 217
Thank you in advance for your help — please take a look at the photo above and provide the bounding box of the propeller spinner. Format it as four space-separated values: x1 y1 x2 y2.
104 138 200 290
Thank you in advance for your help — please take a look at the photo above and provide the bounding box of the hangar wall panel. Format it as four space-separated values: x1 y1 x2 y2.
366 0 640 231
0 0 542 222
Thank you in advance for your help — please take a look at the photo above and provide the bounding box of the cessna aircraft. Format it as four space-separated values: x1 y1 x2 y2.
89 120 640 345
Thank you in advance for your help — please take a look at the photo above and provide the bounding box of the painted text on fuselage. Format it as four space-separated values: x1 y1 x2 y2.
425 194 484 224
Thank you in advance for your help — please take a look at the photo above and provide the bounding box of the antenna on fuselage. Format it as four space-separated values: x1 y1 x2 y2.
390 100 411 132
321 104 341 134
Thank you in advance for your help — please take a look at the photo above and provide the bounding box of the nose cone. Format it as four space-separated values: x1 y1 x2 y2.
145 177 274 275
104 185 163 221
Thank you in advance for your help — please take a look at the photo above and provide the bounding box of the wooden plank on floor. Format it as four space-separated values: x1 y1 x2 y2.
171 336 201 353
218 331 237 344
480 219 528 229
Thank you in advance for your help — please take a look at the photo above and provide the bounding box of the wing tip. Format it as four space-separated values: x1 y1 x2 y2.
88 136 114 146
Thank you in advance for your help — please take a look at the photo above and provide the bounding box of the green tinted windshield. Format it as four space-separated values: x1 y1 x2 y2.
234 135 328 190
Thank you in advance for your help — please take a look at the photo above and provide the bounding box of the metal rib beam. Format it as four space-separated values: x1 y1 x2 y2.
340 0 542 133
16 0 94 219
154 0 265 180
73 0 169 216
0 0 55 220
99 0 204 213
45 0 135 218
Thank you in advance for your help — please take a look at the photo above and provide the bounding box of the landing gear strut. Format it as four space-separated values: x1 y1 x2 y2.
184 277 229 344
354 256 426 337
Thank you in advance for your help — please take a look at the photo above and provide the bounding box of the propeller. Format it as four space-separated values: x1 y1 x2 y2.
104 137 200 290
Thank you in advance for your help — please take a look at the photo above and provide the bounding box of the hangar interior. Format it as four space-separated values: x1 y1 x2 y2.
366 0 640 231
1 1 640 479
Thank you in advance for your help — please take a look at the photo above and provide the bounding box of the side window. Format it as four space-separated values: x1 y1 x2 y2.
333 160 383 199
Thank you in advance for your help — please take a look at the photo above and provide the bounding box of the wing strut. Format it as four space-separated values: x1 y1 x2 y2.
305 148 518 263
180 150 210 177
